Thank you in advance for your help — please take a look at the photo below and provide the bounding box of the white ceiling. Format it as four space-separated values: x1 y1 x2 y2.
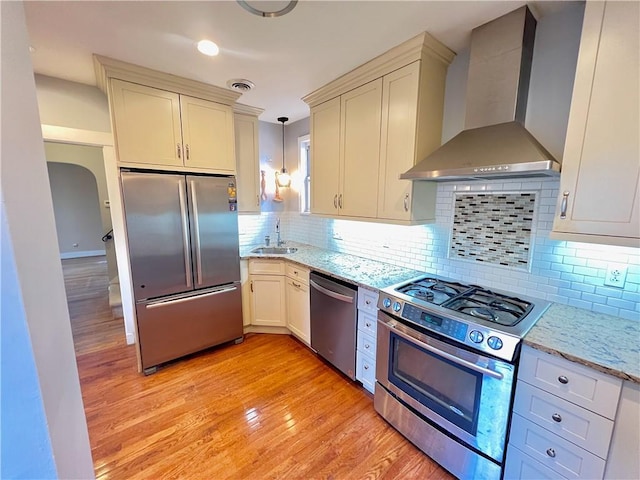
23 0 578 124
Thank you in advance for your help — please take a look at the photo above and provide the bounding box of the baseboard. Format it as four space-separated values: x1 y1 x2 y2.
60 250 106 259
125 332 135 345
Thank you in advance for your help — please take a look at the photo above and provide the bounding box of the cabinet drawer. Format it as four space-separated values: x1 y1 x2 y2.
249 259 285 275
504 445 563 480
285 263 309 284
357 310 377 337
357 287 379 314
513 381 614 458
519 345 622 419
357 330 376 358
509 413 606 479
356 350 376 394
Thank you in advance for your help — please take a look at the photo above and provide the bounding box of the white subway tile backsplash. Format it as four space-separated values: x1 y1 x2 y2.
240 176 639 321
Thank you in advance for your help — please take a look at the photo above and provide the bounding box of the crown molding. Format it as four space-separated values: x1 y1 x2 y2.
302 31 455 108
233 103 264 116
94 54 241 106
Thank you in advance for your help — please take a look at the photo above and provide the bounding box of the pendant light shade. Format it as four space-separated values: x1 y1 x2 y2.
276 116 291 188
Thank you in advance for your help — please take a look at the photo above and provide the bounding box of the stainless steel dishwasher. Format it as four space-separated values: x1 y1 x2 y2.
310 271 358 380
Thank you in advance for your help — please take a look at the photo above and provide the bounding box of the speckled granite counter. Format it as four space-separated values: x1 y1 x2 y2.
240 242 423 291
525 303 640 384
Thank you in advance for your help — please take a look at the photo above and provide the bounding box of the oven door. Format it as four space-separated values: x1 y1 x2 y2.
376 310 514 464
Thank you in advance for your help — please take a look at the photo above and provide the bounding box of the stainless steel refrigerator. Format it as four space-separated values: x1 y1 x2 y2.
121 170 243 374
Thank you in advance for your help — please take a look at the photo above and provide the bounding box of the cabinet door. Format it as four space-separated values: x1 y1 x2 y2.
378 62 420 221
339 79 382 218
234 113 260 212
180 95 236 172
110 79 182 167
552 1 639 245
310 97 341 215
250 275 286 327
286 277 310 344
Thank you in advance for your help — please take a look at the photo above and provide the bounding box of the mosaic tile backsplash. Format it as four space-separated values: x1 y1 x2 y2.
451 193 535 269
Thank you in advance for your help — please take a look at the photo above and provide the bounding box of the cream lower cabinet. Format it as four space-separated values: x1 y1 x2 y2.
551 1 639 247
285 264 310 345
110 79 235 172
504 345 623 480
248 259 286 327
355 288 379 394
234 112 261 212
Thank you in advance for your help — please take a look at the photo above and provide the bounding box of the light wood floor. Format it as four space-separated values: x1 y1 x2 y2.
63 256 454 480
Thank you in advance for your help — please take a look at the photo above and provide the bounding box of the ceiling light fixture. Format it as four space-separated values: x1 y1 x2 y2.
197 39 219 56
276 116 291 188
226 79 255 93
236 0 298 18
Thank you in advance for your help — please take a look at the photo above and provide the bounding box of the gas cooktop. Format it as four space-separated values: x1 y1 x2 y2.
379 275 550 362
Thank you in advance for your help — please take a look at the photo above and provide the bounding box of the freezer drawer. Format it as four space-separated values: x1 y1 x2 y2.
136 283 243 372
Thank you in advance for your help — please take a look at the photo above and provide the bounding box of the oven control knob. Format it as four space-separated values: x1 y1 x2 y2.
392 302 402 312
469 330 484 343
382 298 392 309
487 336 503 350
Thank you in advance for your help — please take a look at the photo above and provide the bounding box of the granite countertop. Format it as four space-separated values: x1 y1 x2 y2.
242 242 640 384
525 303 640 384
240 242 424 291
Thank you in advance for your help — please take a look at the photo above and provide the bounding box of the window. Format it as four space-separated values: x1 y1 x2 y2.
298 134 310 213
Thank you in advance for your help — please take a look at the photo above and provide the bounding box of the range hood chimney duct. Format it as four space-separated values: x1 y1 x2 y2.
401 6 560 181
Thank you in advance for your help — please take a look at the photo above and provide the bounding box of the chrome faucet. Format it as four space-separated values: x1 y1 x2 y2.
275 217 284 246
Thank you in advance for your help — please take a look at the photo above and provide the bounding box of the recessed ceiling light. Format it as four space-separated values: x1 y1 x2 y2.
197 40 219 57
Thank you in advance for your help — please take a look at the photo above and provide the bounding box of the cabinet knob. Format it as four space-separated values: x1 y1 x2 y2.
365 300 371 305
546 448 556 458
552 413 562 423
365 344 370 349
365 322 371 328
558 375 569 384
560 191 570 219
364 364 369 370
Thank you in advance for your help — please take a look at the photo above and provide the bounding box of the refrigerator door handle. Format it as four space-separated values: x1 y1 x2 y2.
178 183 193 288
190 180 204 286
145 285 239 309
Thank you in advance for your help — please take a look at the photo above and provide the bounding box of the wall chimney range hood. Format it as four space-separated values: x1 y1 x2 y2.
401 6 561 181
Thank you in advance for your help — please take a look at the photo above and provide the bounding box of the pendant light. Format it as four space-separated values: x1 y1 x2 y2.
276 116 291 188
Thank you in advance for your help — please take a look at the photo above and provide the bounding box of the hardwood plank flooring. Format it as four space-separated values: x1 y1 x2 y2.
63 256 455 480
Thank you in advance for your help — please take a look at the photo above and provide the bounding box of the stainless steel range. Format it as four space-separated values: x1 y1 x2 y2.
374 275 549 480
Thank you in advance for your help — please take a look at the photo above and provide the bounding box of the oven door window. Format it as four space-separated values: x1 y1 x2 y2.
388 332 482 435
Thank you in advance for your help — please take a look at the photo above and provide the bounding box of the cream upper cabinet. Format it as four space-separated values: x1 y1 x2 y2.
303 32 454 224
310 97 341 215
551 1 639 247
377 61 445 223
234 112 260 212
111 79 183 167
180 95 235 171
339 79 382 218
109 79 235 173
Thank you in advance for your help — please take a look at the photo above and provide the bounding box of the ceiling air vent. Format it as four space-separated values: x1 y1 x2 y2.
227 79 255 93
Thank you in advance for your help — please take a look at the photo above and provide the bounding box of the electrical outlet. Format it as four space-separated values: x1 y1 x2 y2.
604 264 628 288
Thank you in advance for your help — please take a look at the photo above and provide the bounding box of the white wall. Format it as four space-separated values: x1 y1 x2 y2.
35 74 111 132
0 1 95 478
48 162 105 257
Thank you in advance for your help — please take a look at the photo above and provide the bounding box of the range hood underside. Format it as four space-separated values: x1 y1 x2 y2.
401 121 560 181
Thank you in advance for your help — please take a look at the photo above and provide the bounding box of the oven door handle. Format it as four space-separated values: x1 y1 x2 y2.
382 319 504 380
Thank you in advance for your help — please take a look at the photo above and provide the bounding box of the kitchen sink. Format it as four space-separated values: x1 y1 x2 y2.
251 246 298 255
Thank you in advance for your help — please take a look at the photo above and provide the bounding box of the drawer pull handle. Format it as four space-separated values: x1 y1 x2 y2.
552 413 562 423
546 448 556 458
560 191 569 219
558 375 569 384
